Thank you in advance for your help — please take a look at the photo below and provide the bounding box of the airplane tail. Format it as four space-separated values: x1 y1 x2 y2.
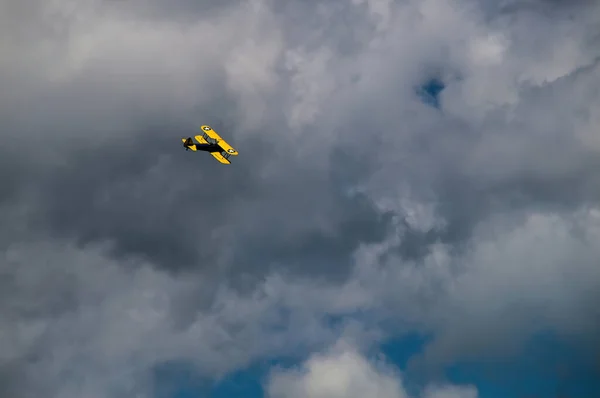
183 137 194 150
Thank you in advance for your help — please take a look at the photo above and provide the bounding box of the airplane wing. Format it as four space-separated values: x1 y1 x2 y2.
216 138 238 156
210 151 231 165
200 125 239 156
194 135 208 144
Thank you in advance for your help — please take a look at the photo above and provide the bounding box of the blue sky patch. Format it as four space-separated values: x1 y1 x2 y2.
417 78 446 109
444 332 600 398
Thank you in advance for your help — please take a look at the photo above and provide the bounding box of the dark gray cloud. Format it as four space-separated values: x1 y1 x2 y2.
1 0 394 282
19 93 392 279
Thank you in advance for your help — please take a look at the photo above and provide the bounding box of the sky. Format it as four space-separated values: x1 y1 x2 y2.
1 0 600 397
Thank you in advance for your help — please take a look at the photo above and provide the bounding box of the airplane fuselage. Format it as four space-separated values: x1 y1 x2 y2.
191 143 222 153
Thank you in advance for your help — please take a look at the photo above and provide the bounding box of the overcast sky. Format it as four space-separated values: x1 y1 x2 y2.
1 0 599 397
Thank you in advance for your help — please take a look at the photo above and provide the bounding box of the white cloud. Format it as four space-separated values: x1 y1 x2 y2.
347 207 600 368
265 341 477 398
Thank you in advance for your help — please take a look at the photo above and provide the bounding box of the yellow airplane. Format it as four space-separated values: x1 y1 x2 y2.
182 125 239 164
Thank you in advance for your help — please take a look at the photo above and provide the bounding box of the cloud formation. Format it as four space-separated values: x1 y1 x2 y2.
266 340 478 398
1 0 599 396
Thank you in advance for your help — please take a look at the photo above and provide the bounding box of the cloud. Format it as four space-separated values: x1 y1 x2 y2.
265 340 478 398
1 0 600 396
